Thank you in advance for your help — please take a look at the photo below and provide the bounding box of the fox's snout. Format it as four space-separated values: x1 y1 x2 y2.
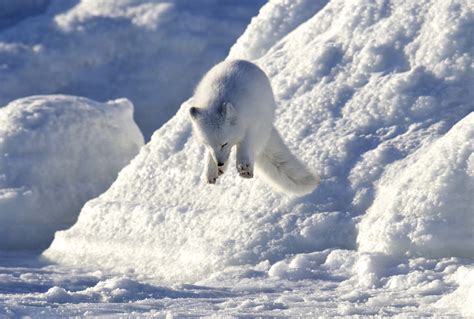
209 147 230 167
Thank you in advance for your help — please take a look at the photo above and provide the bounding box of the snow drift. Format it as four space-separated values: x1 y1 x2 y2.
0 0 265 139
45 0 473 292
358 113 474 259
0 95 143 250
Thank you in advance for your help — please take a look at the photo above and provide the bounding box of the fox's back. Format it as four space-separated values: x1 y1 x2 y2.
193 60 275 120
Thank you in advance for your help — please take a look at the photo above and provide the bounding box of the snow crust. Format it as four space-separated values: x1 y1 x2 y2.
0 0 264 139
41 0 473 316
0 95 143 250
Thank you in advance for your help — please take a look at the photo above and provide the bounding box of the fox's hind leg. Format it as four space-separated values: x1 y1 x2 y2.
205 151 219 184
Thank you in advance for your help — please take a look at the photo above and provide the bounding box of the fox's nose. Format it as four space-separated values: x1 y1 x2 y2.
217 162 225 167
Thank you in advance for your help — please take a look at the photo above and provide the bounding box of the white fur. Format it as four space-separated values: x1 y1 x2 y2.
189 60 319 196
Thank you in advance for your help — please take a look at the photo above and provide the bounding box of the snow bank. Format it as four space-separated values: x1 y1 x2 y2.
45 0 473 288
0 95 143 250
358 113 474 259
0 0 265 139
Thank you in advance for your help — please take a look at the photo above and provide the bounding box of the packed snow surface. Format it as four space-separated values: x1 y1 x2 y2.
0 251 469 317
0 95 144 251
0 0 265 139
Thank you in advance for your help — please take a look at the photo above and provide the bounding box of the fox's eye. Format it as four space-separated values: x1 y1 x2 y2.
220 143 228 149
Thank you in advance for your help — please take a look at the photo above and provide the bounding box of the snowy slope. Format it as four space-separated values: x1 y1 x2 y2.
229 0 330 61
42 0 473 316
0 0 265 139
358 113 474 259
0 95 143 251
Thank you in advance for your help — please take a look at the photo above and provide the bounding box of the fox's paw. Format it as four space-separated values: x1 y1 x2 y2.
208 166 226 183
207 176 217 184
237 162 253 179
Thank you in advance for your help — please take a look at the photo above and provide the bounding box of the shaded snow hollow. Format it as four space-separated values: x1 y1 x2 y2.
0 0 265 139
0 95 144 250
42 0 473 316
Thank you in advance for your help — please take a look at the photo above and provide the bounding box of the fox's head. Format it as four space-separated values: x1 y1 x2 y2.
189 102 243 166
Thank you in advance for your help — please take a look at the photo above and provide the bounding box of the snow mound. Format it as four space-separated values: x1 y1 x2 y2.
358 113 474 259
0 95 144 251
45 0 473 285
0 0 265 139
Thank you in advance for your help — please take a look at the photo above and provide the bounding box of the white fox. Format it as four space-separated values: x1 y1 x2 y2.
189 60 319 196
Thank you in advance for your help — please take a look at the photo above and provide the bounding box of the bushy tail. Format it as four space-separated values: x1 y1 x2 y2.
256 127 319 196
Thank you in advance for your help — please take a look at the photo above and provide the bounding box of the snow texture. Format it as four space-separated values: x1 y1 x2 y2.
0 95 144 251
0 251 468 317
0 0 471 316
436 266 474 316
358 113 474 259
0 0 265 139
45 0 473 309
229 0 330 61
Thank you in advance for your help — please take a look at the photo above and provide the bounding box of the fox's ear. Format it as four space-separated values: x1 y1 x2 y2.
220 102 236 121
189 106 202 120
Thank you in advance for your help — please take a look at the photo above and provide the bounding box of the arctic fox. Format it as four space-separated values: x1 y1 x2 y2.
189 60 319 196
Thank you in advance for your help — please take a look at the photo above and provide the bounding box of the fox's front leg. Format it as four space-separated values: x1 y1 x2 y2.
236 137 255 179
217 160 229 176
206 151 219 184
